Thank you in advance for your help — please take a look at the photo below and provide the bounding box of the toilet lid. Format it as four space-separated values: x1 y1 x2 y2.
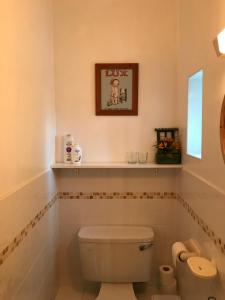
151 296 181 300
78 226 154 243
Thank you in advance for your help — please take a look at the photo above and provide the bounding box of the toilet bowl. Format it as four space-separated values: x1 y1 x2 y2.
96 283 136 300
78 225 154 300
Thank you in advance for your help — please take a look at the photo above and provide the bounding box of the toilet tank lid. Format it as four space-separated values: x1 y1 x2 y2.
78 226 154 243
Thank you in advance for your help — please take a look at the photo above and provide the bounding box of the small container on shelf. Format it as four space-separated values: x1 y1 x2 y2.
127 152 138 164
64 134 74 164
138 152 148 164
72 143 82 165
154 128 181 164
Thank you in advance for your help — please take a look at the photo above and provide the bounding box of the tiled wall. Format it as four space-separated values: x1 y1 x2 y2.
57 168 225 300
0 170 58 300
58 193 177 297
56 169 178 299
3 167 222 299
176 169 225 300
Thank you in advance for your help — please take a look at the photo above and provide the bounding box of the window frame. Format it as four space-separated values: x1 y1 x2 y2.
186 69 204 160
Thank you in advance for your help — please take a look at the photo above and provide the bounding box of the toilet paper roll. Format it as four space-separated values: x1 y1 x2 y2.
159 265 175 286
172 242 188 267
160 278 177 295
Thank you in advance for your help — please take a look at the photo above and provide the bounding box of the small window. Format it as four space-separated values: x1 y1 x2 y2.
187 70 203 159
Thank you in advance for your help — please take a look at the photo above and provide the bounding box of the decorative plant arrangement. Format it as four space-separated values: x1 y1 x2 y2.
154 128 181 164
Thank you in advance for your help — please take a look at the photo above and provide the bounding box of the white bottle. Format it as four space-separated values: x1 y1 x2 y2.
72 143 82 165
64 134 74 164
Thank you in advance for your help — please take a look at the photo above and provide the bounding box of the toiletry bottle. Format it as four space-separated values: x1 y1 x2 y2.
64 134 74 164
72 143 82 165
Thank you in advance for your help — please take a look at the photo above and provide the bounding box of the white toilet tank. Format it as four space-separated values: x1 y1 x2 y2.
78 225 154 283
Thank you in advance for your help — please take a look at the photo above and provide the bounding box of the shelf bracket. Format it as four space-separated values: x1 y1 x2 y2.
74 168 79 176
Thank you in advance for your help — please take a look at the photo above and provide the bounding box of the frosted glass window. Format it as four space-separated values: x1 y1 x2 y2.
187 70 203 159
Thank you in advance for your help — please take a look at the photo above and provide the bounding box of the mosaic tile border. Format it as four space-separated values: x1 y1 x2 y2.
60 191 225 256
58 191 177 199
0 194 58 267
1 190 224 267
177 194 225 255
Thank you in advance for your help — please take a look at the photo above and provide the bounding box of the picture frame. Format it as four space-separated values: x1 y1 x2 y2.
95 63 138 116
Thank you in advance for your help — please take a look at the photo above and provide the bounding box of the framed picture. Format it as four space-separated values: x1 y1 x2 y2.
95 63 138 116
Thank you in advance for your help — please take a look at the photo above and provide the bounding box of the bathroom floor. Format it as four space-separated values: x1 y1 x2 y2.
55 287 98 300
55 286 82 300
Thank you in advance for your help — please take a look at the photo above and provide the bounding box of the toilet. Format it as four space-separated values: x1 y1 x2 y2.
78 225 154 300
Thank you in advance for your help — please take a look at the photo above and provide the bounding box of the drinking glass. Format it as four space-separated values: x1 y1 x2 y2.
127 152 138 164
138 152 148 164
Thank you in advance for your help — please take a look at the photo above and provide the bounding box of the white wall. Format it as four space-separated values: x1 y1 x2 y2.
1 0 223 299
54 1 225 299
53 0 178 163
55 0 225 298
0 1 58 299
176 171 225 299
53 2 180 297
176 0 225 298
177 0 225 191
0 171 58 300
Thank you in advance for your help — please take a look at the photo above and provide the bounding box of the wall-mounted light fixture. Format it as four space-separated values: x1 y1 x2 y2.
215 28 225 57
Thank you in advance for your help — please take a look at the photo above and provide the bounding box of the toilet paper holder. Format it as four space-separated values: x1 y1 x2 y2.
173 239 217 279
179 251 198 262
172 239 202 265
179 238 202 262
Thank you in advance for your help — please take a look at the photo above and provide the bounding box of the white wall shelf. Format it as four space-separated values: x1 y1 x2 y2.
51 162 182 169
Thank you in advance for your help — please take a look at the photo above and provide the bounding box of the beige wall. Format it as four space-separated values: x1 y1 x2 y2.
0 0 56 198
53 0 178 163
0 1 58 299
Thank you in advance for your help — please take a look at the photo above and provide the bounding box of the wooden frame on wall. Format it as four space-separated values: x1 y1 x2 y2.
220 95 225 163
95 63 138 116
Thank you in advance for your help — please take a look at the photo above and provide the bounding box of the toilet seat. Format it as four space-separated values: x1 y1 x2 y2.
96 283 137 300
